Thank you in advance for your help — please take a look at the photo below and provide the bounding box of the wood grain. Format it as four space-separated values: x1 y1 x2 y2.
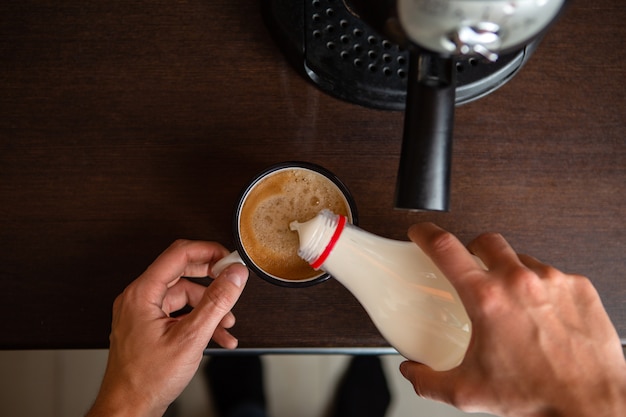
0 0 624 349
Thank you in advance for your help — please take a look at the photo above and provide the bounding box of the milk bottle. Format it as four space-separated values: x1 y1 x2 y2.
290 209 472 371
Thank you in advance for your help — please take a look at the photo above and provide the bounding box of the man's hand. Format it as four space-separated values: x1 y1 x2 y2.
87 240 249 417
401 223 626 417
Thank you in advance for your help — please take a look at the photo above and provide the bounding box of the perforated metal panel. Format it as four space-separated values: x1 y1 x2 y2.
264 0 538 110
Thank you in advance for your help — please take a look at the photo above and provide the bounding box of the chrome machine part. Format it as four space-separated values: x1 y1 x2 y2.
398 0 566 60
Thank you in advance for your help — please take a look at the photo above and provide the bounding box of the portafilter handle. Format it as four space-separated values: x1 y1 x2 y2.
394 50 455 212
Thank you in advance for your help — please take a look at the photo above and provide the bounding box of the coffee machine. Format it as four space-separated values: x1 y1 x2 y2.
262 0 567 211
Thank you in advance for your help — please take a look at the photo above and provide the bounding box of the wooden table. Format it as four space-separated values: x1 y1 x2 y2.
1 0 624 350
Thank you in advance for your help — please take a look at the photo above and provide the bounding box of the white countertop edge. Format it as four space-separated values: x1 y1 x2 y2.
203 347 400 356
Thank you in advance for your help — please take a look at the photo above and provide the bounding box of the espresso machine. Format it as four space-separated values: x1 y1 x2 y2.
263 0 567 211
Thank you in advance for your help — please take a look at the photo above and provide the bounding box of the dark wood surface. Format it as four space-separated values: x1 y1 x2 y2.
1 0 624 349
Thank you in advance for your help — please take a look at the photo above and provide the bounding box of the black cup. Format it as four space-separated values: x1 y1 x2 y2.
214 161 358 287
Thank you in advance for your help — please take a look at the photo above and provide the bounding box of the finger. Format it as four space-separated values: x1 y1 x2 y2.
162 281 239 328
517 253 561 279
400 361 456 404
161 279 208 315
146 240 231 282
220 311 236 329
467 232 521 273
408 222 486 293
212 325 239 350
182 264 248 345
136 240 230 305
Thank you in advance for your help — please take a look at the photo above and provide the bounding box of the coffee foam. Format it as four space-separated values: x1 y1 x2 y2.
239 168 351 280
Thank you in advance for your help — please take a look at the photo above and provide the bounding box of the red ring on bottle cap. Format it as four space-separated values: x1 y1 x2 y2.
311 215 347 269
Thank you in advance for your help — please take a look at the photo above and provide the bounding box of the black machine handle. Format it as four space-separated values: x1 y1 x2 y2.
394 50 456 212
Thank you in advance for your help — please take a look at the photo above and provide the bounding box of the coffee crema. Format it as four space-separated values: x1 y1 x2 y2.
239 168 351 281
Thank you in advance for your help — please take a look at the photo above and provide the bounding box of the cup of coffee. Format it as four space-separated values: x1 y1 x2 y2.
213 161 358 287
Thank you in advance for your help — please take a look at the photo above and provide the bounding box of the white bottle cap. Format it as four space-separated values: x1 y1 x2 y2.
289 209 346 269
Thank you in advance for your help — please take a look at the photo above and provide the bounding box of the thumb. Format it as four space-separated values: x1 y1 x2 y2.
400 361 456 404
184 264 249 342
